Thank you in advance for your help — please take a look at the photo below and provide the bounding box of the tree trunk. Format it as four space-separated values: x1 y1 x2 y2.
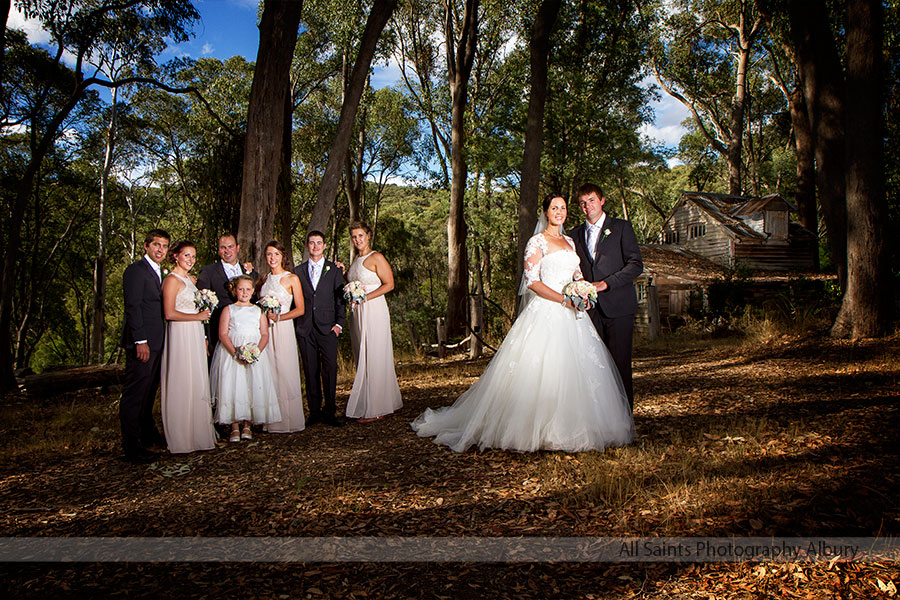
788 0 847 288
237 0 304 272
90 87 119 363
727 20 750 195
1 0 9 102
789 85 817 250
276 83 296 268
445 0 478 338
832 0 889 338
307 0 398 236
516 0 561 309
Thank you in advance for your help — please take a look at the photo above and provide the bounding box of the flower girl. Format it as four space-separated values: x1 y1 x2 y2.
210 275 281 442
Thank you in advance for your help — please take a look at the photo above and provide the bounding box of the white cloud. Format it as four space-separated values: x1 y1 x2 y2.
7 6 81 68
639 75 691 149
639 122 687 148
201 42 215 55
7 6 51 45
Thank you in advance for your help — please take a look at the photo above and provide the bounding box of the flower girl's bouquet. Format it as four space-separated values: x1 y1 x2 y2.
343 281 366 309
194 289 219 322
258 295 282 325
562 280 597 319
235 343 261 365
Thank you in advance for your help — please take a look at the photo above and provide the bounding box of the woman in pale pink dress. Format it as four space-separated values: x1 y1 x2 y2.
345 221 402 422
258 240 306 433
160 240 217 453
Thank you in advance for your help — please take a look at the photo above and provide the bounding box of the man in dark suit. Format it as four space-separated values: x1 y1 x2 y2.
197 233 257 356
119 229 170 463
569 183 643 410
293 230 347 426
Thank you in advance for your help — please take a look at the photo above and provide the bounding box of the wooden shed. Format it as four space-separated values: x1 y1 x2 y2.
658 192 817 271
634 244 727 338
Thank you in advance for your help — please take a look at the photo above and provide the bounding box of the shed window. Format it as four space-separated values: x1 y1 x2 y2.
663 230 680 244
689 223 707 239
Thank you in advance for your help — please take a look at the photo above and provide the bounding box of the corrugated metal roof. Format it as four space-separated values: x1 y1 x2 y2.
683 194 766 240
639 244 727 282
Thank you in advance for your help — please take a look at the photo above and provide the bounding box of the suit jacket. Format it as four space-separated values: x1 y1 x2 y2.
569 216 643 318
293 260 347 337
120 257 165 351
197 261 258 342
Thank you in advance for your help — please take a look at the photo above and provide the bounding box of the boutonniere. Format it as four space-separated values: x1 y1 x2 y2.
162 267 170 277
323 265 331 275
598 228 612 244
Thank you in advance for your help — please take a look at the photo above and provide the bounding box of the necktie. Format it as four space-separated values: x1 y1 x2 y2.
587 225 599 261
310 263 320 290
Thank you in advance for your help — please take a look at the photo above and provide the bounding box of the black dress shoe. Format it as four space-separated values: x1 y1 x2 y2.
322 415 344 427
306 413 322 426
124 448 160 464
142 433 167 450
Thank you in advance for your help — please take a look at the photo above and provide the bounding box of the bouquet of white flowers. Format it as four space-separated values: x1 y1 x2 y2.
194 288 219 323
257 295 281 325
343 280 366 309
236 343 261 365
562 280 597 319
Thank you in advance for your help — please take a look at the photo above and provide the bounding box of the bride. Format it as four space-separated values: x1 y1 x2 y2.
411 193 634 453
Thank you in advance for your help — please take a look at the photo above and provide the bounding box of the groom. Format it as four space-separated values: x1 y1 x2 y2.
293 231 347 426
119 229 170 463
569 183 643 410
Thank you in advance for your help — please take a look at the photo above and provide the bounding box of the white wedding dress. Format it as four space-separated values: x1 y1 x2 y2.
411 233 634 453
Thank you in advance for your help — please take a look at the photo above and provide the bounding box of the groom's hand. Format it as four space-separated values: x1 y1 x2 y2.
593 280 609 292
331 325 342 337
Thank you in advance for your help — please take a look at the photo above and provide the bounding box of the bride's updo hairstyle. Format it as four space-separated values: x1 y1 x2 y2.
227 274 254 299
348 220 372 236
168 240 196 264
264 240 290 270
542 192 567 213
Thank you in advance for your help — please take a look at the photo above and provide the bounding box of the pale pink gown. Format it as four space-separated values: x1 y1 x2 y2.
346 252 402 419
259 272 305 432
160 273 216 453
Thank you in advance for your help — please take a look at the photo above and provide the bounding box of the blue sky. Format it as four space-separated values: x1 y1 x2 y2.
10 0 689 154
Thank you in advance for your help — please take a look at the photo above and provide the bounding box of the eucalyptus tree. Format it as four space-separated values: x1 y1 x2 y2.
306 0 399 242
649 0 764 196
542 0 654 199
517 0 561 286
354 86 421 229
238 0 304 271
133 56 252 251
0 0 198 388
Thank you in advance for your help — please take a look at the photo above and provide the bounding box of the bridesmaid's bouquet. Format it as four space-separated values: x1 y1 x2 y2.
194 288 219 323
258 295 281 325
236 343 261 365
563 280 597 319
343 280 366 310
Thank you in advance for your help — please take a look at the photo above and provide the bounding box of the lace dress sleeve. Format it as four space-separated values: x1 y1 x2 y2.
565 235 584 281
523 234 545 288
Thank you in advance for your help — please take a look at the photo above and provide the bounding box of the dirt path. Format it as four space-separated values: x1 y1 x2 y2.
2 334 898 598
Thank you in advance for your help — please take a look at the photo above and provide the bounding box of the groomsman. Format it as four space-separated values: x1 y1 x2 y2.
119 229 170 463
197 233 257 356
294 231 347 426
569 183 643 410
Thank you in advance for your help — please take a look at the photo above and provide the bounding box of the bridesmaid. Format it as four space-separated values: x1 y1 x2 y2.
160 240 217 454
345 221 402 422
258 240 306 433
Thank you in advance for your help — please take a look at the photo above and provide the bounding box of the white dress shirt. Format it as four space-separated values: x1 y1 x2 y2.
586 213 607 260
309 258 325 290
222 260 242 281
